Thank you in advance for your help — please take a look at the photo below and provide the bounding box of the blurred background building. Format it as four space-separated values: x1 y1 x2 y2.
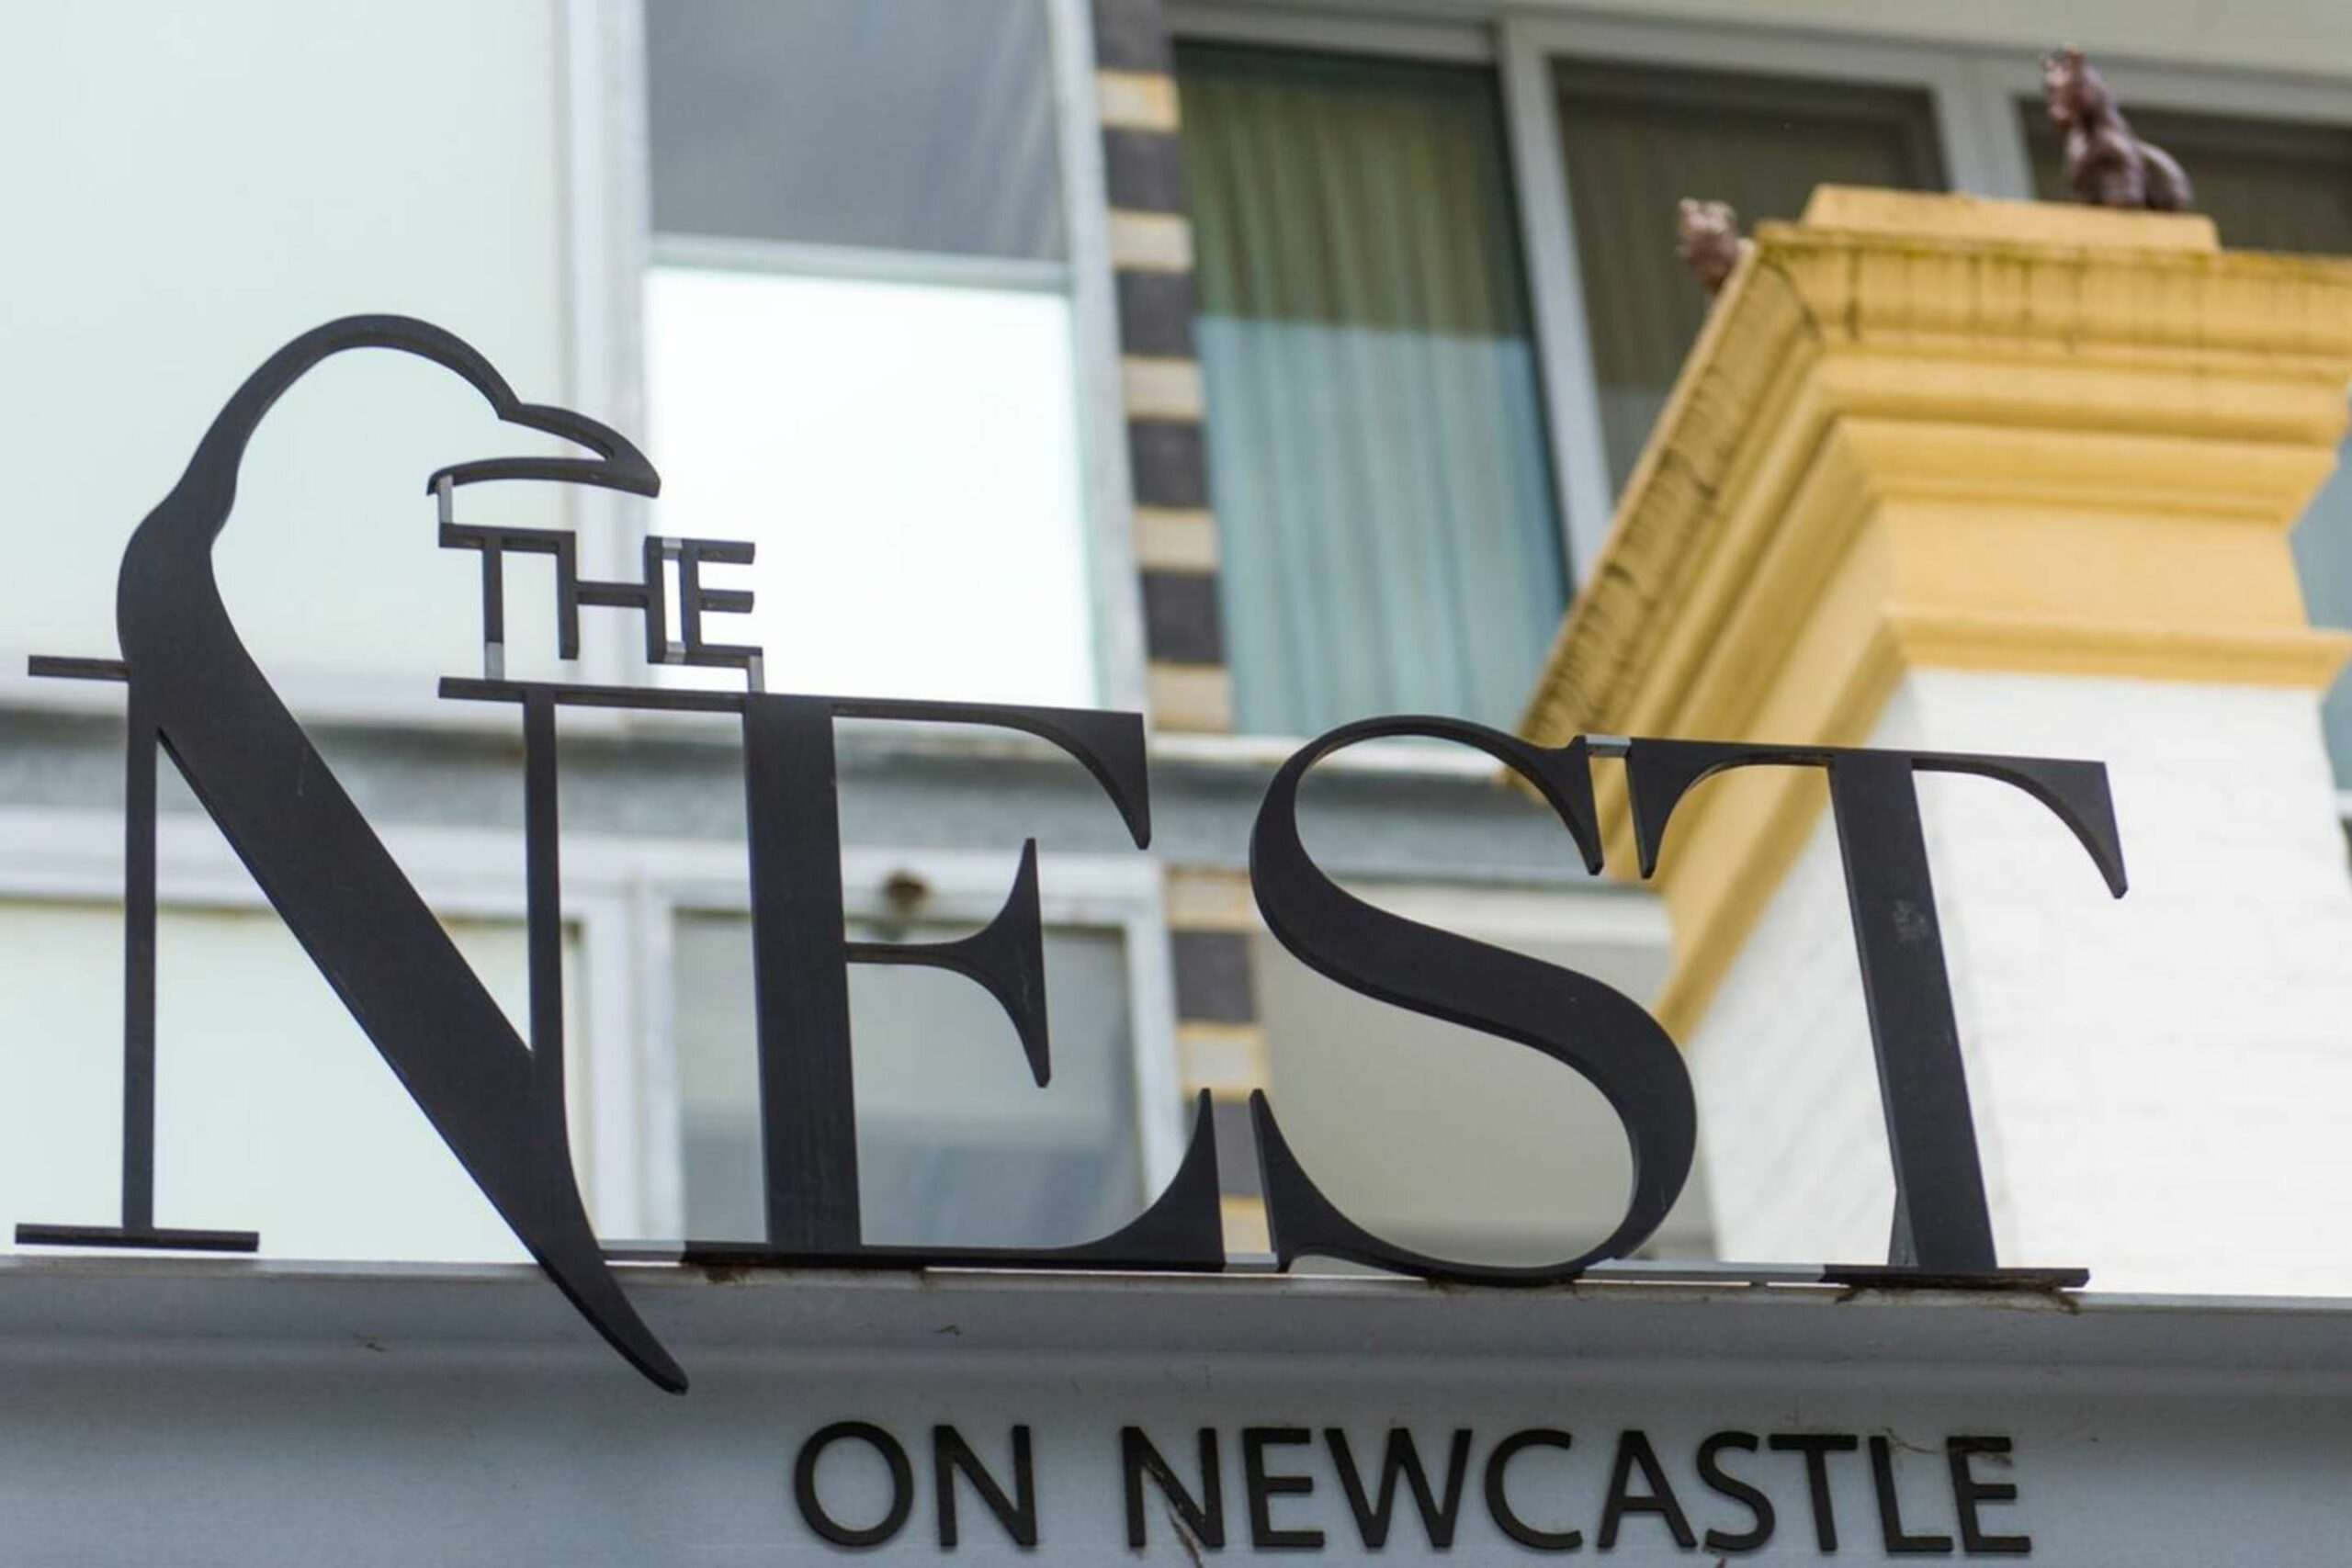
2 0 2349 1287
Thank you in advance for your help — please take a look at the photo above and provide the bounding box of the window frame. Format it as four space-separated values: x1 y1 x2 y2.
633 840 1184 1243
0 803 1183 1255
566 0 1146 727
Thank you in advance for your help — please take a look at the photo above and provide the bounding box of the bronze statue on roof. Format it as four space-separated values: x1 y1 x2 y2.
1675 198 1745 298
2042 48 2193 211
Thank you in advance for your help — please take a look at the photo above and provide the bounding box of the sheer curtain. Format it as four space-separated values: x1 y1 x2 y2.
1179 46 1566 737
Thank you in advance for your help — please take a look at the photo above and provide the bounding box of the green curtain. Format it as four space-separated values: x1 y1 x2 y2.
1555 63 1943 491
1178 45 1565 737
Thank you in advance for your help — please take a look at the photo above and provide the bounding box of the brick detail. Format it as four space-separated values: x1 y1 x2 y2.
1135 507 1218 571
1109 210 1193 272
1127 419 1207 511
1091 0 1230 734
1212 1096 1265 1201
1141 569 1224 665
1177 1021 1269 1096
1170 929 1256 1024
1220 1194 1272 1257
1166 865 1256 931
1102 128 1186 214
1116 270 1196 355
1091 0 1171 72
1097 68 1180 132
1147 662 1232 733
1121 355 1204 421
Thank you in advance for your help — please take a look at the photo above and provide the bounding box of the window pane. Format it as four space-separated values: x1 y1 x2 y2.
1178 45 1565 737
644 265 1096 706
674 914 1144 1248
1251 914 1713 1265
646 0 1063 260
1555 62 1943 491
2026 106 2352 785
0 903 561 1263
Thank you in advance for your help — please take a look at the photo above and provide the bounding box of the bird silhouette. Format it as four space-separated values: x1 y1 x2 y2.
115 314 685 1393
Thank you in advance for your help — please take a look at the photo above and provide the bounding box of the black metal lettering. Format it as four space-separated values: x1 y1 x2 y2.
1599 1429 1696 1550
700 689 1224 1271
1123 1427 1224 1551
1483 1428 1581 1552
51 315 684 1392
1947 1437 2030 1555
1242 1427 1323 1550
933 1425 1036 1550
1871 1436 1955 1553
796 1422 914 1549
1623 740 2124 1277
1325 1427 1474 1550
1696 1431 1775 1553
1248 719 1695 1278
1769 1433 1860 1551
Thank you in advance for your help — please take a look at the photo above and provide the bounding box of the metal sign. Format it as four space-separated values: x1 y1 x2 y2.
20 320 2130 1393
3 1261 2342 1564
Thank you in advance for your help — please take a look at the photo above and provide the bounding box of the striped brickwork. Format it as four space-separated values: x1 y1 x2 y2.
1164 866 1270 1253
1091 0 1232 736
1091 1 1268 1251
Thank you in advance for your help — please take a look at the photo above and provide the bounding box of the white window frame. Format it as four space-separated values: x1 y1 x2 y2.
560 0 1147 728
594 838 1182 1242
1493 13 2015 581
0 805 1183 1253
0 807 641 1235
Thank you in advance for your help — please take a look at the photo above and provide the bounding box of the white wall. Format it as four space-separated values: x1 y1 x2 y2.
1691 669 2352 1296
0 899 548 1262
1240 0 2352 83
0 2 579 698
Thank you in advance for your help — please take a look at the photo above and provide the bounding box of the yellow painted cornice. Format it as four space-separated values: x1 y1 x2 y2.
1517 187 2352 1038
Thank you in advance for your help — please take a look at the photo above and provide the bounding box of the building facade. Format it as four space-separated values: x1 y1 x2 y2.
3 0 2351 1309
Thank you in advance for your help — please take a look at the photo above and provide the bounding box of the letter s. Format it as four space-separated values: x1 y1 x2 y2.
1246 717 1694 1278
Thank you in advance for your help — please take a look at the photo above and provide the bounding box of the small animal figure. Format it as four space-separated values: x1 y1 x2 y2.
1675 198 1745 297
2041 48 2192 211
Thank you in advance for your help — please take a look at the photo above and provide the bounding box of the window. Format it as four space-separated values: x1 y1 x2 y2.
1248 883 1713 1263
1170 31 1956 739
642 0 1098 707
1554 62 1944 491
0 900 559 1263
0 4 580 704
1176 44 1566 738
672 914 1146 1248
2020 105 2352 254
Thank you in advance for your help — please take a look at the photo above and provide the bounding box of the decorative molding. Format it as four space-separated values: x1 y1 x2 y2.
1518 187 2352 1037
